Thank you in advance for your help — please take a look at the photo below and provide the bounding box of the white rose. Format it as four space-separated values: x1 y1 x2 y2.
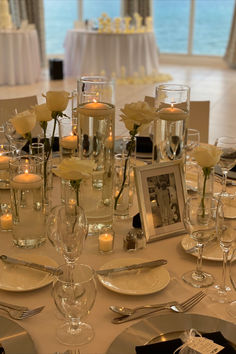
193 144 221 168
53 157 96 180
44 91 70 112
120 101 157 132
10 110 36 136
34 104 52 122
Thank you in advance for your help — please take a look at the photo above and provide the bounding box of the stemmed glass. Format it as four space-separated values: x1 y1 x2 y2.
185 128 200 190
4 120 27 155
208 211 235 303
186 128 200 162
227 248 236 317
52 263 97 346
182 195 222 288
215 136 236 198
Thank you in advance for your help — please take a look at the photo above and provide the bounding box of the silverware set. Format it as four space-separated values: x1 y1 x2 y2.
111 291 206 324
0 301 44 320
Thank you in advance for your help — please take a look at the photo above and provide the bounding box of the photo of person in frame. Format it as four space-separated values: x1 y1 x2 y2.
147 173 180 228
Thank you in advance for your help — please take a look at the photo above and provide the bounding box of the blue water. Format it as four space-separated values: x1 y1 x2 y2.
44 0 235 56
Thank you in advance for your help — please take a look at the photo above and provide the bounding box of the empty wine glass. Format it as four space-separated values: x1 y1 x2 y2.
166 120 184 160
4 120 27 155
186 128 200 162
182 195 222 288
215 136 236 198
227 248 236 317
185 129 200 191
208 209 235 303
52 263 97 346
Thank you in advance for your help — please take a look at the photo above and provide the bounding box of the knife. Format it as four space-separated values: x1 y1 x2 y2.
0 255 62 276
96 259 167 276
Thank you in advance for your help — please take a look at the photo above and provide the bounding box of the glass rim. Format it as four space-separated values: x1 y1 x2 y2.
78 75 115 85
9 154 44 167
156 83 190 92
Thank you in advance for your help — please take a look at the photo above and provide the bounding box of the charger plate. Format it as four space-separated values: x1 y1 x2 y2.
0 315 37 353
106 313 236 354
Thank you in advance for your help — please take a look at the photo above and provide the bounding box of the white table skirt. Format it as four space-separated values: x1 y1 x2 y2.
0 29 41 86
64 30 159 78
0 178 235 354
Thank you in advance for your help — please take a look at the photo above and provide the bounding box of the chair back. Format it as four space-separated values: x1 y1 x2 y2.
188 101 210 143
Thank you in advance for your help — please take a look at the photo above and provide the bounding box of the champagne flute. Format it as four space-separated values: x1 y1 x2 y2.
215 136 236 198
185 128 200 191
166 120 184 160
227 248 236 317
182 195 222 288
52 263 97 346
4 120 27 155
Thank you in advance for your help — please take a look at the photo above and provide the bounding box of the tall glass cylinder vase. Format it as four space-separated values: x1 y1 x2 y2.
77 76 115 235
154 84 190 162
198 166 214 197
9 155 46 248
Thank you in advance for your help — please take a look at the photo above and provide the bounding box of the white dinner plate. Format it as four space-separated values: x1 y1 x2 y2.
106 313 236 354
97 257 170 295
181 235 235 262
0 254 58 292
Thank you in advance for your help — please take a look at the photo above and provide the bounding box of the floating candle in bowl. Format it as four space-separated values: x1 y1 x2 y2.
11 171 42 189
158 104 189 121
78 101 114 118
60 135 78 149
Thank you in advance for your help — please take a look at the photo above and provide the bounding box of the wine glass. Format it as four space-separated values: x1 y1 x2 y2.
166 120 184 160
4 120 27 155
227 248 236 317
208 210 235 303
215 136 236 198
186 128 200 162
52 263 97 346
185 128 200 191
182 195 222 288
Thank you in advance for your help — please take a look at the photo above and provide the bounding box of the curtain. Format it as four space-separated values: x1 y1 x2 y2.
9 0 46 66
123 0 151 22
224 3 236 68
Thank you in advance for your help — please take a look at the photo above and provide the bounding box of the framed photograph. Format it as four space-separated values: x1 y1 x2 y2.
134 160 187 243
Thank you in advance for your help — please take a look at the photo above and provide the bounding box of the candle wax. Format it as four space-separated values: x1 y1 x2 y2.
60 135 77 149
0 155 10 170
99 233 113 252
78 102 114 117
11 173 42 189
158 107 188 121
0 213 12 230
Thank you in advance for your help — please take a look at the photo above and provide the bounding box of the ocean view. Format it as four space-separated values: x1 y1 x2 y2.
44 0 235 56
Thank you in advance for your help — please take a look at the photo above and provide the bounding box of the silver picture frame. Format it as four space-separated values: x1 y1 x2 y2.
134 160 187 243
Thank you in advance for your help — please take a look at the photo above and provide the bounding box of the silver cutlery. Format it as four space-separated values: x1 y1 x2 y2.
112 291 206 324
96 259 167 276
110 300 179 316
0 300 28 311
0 255 62 276
0 305 45 320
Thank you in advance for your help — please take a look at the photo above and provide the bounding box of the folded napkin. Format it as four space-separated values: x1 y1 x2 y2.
135 332 236 354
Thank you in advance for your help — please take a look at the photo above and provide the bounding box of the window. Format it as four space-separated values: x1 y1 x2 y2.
83 0 120 23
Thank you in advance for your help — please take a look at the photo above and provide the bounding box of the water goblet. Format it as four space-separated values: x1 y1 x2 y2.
215 136 236 198
4 120 27 155
52 263 97 346
227 248 236 317
182 195 222 288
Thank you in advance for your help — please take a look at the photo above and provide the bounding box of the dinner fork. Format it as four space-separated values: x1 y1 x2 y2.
112 291 206 324
0 305 45 320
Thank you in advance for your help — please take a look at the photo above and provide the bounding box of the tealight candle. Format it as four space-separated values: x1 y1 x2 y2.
158 106 188 121
98 230 114 253
0 213 12 231
0 155 10 170
78 101 114 117
11 173 42 189
60 135 78 149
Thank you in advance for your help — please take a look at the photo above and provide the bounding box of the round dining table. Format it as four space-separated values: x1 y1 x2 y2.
0 176 235 354
0 29 41 86
64 30 159 79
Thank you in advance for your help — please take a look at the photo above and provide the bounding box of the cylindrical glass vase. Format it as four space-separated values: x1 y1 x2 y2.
0 144 16 189
154 84 190 162
9 155 46 248
198 166 214 197
59 118 79 159
114 154 130 219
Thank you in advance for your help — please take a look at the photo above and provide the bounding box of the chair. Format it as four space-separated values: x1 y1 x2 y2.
0 95 41 136
144 96 210 143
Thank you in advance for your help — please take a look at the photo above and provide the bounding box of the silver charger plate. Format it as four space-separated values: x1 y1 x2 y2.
106 313 236 354
0 315 37 353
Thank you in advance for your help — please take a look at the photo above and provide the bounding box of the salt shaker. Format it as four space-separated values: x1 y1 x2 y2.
123 230 137 251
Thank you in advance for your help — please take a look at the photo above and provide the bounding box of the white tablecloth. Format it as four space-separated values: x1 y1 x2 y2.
0 178 235 354
64 30 159 78
0 29 41 86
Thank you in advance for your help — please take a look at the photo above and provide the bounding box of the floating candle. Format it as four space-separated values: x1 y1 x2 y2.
60 135 78 149
0 213 12 230
0 155 10 170
78 101 114 117
99 232 114 252
11 173 42 189
158 106 188 121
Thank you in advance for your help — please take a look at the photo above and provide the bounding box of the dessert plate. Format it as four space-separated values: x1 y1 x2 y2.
106 313 236 354
97 257 170 295
181 235 235 261
0 254 58 292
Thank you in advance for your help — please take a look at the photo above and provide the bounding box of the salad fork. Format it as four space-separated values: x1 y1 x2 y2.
112 291 206 324
0 305 45 320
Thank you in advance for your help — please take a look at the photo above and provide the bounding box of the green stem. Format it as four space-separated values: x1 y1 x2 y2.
201 167 212 217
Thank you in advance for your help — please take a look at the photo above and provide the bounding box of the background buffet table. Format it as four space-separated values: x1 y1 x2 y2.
0 177 235 354
0 29 41 86
64 30 159 79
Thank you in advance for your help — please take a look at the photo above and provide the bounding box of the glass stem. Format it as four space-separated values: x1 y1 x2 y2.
196 243 204 274
220 248 229 291
222 171 228 194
